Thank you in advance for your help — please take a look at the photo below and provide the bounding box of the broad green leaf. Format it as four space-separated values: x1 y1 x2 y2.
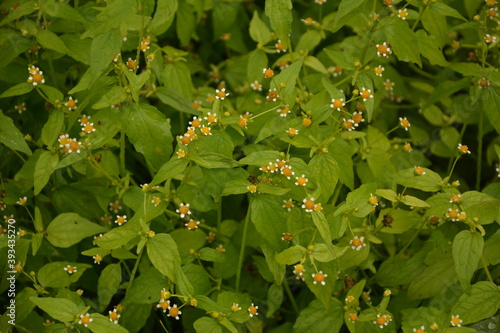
29 297 81 322
258 183 290 196
297 32 323 53
424 78 470 108
247 49 268 84
375 208 421 234
36 30 69 54
38 85 63 103
267 284 283 318
156 86 198 114
390 167 442 192
147 233 181 282
249 10 271 44
161 61 193 101
34 151 59 195
123 268 168 305
98 264 121 311
265 0 293 49
176 1 196 46
401 195 431 208
484 230 500 265
221 180 252 196
45 213 106 248
0 1 36 27
356 72 375 121
150 157 188 186
275 245 306 265
239 150 281 166
408 258 457 300
123 104 173 171
42 0 87 23
429 2 467 21
220 318 238 333
0 82 33 99
0 110 32 155
311 243 347 263
81 0 136 38
293 298 343 333
92 86 127 109
38 262 72 288
14 288 37 324
311 211 332 245
451 281 500 325
271 57 304 106
148 0 178 35
88 313 129 333
309 154 339 203
170 228 207 253
41 109 64 147
482 87 500 134
452 230 483 289
331 0 366 33
376 189 398 202
382 17 422 66
415 30 448 67
251 196 287 251
401 307 448 333
199 247 225 262
193 317 222 333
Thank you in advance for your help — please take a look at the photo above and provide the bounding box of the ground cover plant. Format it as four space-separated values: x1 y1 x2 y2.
1 0 500 332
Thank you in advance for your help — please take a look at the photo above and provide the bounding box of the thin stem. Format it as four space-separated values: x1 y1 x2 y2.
126 248 144 294
447 156 460 180
480 255 494 283
216 197 222 242
120 129 126 176
235 200 251 291
476 107 483 190
283 281 300 315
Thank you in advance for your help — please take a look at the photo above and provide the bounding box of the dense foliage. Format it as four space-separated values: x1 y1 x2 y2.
1 0 500 332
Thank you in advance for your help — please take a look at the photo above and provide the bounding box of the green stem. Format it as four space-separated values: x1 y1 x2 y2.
447 156 460 180
481 255 493 283
235 200 251 291
126 248 144 294
216 197 222 242
283 281 300 315
411 3 428 31
476 107 483 190
120 129 126 176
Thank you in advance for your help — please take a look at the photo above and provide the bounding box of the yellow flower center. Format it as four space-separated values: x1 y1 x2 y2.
263 69 274 78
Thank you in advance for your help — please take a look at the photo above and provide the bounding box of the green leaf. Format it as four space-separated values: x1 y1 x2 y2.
0 82 33 99
356 72 375 122
415 30 448 66
390 167 442 192
271 57 304 106
452 230 484 289
249 10 271 44
98 264 121 311
92 86 127 109
34 151 59 195
14 288 38 323
161 61 193 101
247 49 268 84
265 0 293 49
81 0 136 39
408 258 457 300
0 110 32 155
429 2 467 21
382 17 422 66
293 298 343 333
45 213 107 248
251 196 287 251
123 104 173 171
123 268 167 305
199 247 225 262
311 211 333 245
150 157 188 186
311 243 347 263
38 262 72 288
309 154 339 203
148 0 178 35
375 208 421 234
176 1 196 46
267 283 283 318
41 109 64 147
156 86 198 114
147 233 181 282
376 189 398 202
96 228 139 250
239 150 281 166
193 317 222 333
275 245 306 265
170 228 207 253
297 32 323 53
29 297 81 322
451 281 500 325
0 1 36 27
36 30 69 54
401 195 431 208
88 313 129 333
484 230 500 265
42 0 87 23
482 87 500 134
221 180 252 196
331 0 366 33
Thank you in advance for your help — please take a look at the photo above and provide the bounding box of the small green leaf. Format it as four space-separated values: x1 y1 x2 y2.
161 61 193 101
265 0 293 48
36 30 69 54
482 87 500 135
45 213 107 248
311 243 347 263
0 82 33 98
390 167 442 192
96 228 140 250
151 157 189 186
156 86 198 114
34 151 59 195
251 196 287 251
271 57 304 106
311 211 332 245
309 154 339 203
401 195 431 208
249 10 271 44
429 2 467 21
376 189 398 202
92 86 127 109
29 297 82 322
275 245 306 265
452 230 484 289
0 110 32 155
0 1 36 27
375 208 421 234
408 258 457 300
267 284 283 318
451 281 500 325
98 264 121 311
331 0 367 33
199 247 225 262
484 230 500 265
88 313 128 333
